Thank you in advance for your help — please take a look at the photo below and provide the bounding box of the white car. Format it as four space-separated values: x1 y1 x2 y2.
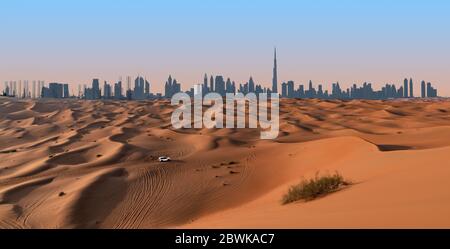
158 156 171 162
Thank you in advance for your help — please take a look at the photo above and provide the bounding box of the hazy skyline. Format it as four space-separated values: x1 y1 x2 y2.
1 0 449 96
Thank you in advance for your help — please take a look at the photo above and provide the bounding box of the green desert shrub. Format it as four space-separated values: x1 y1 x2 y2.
282 172 350 205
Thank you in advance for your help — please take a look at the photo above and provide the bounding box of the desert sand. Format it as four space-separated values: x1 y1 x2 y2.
0 97 450 228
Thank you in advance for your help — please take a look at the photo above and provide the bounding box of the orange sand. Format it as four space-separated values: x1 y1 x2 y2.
0 97 449 228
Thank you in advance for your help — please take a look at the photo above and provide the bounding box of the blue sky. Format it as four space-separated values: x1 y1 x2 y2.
1 0 449 95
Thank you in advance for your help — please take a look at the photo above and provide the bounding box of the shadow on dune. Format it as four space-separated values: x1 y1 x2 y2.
376 144 413 152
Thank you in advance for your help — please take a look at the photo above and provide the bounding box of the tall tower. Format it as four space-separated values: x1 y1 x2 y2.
204 74 208 88
92 78 100 99
272 47 278 93
403 78 408 98
210 75 214 93
19 81 23 98
409 78 414 98
32 80 36 99
421 80 426 98
37 81 41 98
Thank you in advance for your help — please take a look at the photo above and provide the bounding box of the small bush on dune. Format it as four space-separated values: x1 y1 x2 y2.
282 172 350 205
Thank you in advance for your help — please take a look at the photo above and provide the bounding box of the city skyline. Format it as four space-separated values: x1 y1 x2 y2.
1 47 447 98
2 49 441 100
1 1 450 96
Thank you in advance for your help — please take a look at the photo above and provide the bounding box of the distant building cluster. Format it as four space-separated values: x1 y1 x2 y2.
1 49 442 100
164 75 181 98
42 83 70 99
279 78 438 100
185 48 440 100
187 50 278 98
81 76 161 100
1 80 70 99
187 74 272 98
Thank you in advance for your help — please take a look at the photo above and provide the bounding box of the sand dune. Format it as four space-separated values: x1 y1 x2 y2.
0 97 450 228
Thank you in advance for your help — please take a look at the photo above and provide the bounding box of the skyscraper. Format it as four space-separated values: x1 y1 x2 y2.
24 80 28 98
272 48 278 94
249 77 255 93
18 81 22 98
298 85 305 98
114 78 123 100
421 81 426 98
214 76 225 96
145 78 150 98
165 75 172 98
92 79 101 99
287 81 295 98
126 76 131 92
210 75 214 93
164 75 181 98
40 81 45 98
403 78 409 98
409 78 414 98
318 84 324 98
32 81 36 99
427 83 432 98
134 76 145 100
193 84 202 96
226 78 234 94
3 81 9 96
103 81 112 99
281 82 287 98
427 82 438 98
37 81 42 98
13 81 17 97
203 74 209 93
63 84 69 98
42 83 64 98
